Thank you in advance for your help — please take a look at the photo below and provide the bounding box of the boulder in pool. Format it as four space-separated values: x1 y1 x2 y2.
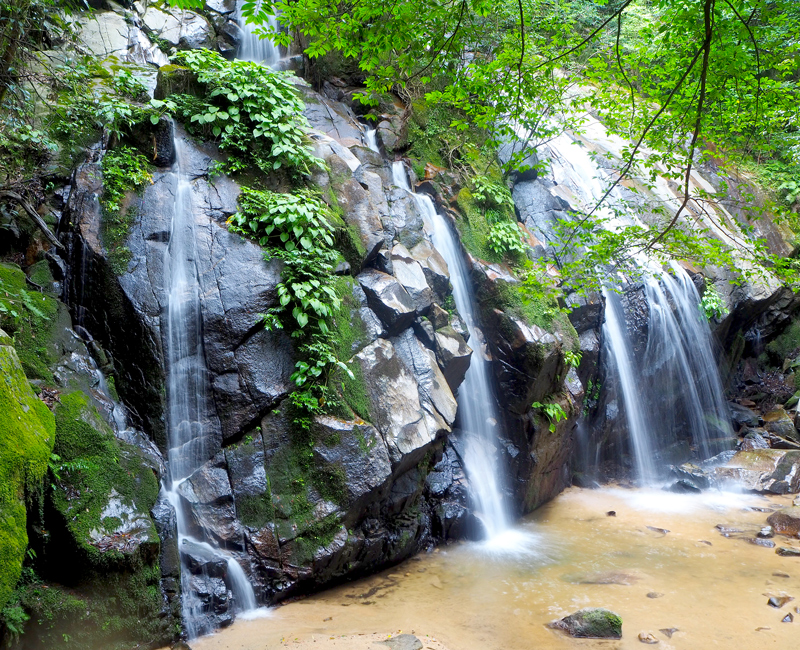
550 608 623 639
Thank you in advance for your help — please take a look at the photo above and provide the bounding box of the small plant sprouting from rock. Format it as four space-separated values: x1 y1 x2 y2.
700 283 727 321
532 400 567 433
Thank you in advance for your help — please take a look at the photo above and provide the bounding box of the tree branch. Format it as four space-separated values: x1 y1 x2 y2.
0 190 64 250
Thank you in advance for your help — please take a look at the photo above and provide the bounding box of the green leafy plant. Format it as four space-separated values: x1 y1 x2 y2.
778 180 800 206
487 221 526 255
473 175 514 210
169 48 323 177
228 187 353 405
1 603 30 643
531 400 568 433
99 146 152 216
564 349 582 369
700 284 727 320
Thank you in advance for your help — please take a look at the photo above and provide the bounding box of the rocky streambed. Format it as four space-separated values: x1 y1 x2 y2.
175 487 800 650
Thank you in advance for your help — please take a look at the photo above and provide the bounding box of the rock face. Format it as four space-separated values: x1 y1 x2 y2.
550 608 623 639
60 58 579 631
768 507 800 537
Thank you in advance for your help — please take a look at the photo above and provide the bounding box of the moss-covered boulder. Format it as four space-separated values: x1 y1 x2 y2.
48 391 160 573
0 330 55 608
550 608 623 639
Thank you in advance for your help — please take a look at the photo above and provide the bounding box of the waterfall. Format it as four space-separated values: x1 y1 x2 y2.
236 3 281 66
365 129 379 153
391 162 510 538
602 287 658 484
601 266 732 484
163 129 257 636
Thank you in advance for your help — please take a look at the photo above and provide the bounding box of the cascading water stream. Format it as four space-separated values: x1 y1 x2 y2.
163 129 257 637
364 129 379 153
391 162 510 538
236 2 281 66
601 288 658 484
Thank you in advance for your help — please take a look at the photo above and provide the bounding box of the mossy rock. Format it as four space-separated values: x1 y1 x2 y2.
0 335 55 609
48 392 160 574
550 608 623 639
153 64 201 100
0 262 60 383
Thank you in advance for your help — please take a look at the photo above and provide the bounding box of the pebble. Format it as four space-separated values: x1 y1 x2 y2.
606 511 617 517
758 526 775 538
777 547 800 557
782 613 794 623
746 537 776 548
646 526 670 535
768 596 794 608
638 631 659 644
659 628 678 638
647 592 664 599
773 572 791 578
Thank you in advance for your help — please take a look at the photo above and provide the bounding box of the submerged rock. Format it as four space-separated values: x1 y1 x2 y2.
638 631 659 644
550 608 623 639
378 634 423 650
767 507 800 537
777 547 800 557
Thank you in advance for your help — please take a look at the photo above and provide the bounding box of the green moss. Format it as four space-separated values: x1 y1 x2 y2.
50 392 159 568
453 188 506 264
292 514 343 565
0 263 60 383
237 492 275 530
12 563 166 650
0 339 55 609
26 261 55 293
767 318 800 364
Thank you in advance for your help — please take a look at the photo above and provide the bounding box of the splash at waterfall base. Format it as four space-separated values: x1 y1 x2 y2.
181 487 800 650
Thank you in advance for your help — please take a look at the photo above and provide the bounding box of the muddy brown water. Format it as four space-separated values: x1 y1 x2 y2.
187 487 800 649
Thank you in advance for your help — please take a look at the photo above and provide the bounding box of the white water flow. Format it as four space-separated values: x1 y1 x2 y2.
391 162 510 538
163 131 257 637
236 3 281 66
365 129 379 153
601 288 657 484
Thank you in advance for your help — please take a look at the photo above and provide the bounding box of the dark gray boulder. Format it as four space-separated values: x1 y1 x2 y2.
434 325 472 391
357 269 416 335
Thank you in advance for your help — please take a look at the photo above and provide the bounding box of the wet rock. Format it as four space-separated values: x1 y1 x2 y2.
740 429 771 451
434 326 472 391
729 401 761 428
329 157 384 266
759 526 775 539
659 628 678 638
409 239 451 301
777 547 800 557
428 302 450 330
311 416 392 506
484 308 563 415
378 634 423 650
768 595 794 608
638 631 659 644
178 455 240 547
550 608 623 639
354 338 450 465
391 243 433 313
668 479 701 493
181 539 228 578
767 507 800 537
647 592 664 599
746 537 776 548
412 317 436 350
497 136 539 183
763 409 800 443
357 269 416 335
607 511 617 517
710 450 800 493
783 613 794 623
646 526 670 535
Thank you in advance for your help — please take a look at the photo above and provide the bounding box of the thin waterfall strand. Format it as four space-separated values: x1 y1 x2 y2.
602 288 657 484
163 130 257 636
236 3 281 65
391 162 509 537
